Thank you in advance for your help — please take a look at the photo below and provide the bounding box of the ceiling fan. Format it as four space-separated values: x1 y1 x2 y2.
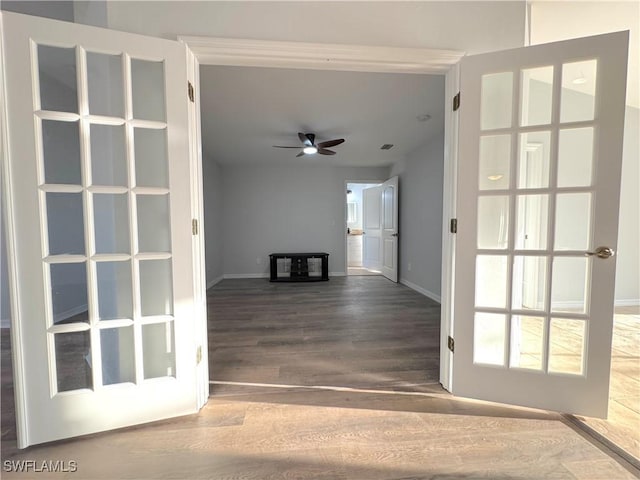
273 132 345 157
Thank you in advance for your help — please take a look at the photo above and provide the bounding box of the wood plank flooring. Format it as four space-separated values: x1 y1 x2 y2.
208 277 442 392
0 277 638 479
573 307 640 462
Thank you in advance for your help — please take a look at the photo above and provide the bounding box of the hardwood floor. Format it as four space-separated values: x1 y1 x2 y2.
347 267 381 276
208 277 441 392
0 277 638 479
573 307 640 463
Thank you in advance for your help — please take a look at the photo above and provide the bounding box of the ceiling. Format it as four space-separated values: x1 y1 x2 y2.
199 65 445 167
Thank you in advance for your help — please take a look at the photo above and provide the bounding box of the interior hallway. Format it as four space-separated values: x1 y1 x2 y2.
0 278 638 478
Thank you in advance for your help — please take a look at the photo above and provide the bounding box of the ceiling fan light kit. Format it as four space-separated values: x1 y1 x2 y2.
273 132 345 157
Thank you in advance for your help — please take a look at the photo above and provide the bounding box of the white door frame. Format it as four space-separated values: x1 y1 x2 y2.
183 46 209 410
179 36 464 391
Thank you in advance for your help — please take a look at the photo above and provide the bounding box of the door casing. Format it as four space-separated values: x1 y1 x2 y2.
180 36 464 391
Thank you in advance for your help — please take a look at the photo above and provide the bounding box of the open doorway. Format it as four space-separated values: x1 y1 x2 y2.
346 182 382 276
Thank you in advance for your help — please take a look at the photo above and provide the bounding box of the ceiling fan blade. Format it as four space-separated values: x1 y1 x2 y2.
318 148 336 155
298 132 313 146
317 138 345 149
273 145 302 148
296 151 305 157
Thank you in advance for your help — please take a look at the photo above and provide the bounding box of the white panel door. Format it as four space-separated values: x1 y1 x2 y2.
362 185 383 271
2 12 199 447
453 32 628 417
381 176 399 282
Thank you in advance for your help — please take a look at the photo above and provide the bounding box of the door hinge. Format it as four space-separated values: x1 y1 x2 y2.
188 81 195 103
196 345 202 365
192 219 198 235
448 336 455 353
452 92 460 111
450 218 457 234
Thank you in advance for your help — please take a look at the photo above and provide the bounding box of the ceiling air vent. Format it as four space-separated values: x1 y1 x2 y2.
380 144 394 150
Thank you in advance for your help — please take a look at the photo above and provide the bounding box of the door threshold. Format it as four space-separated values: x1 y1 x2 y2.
562 413 640 473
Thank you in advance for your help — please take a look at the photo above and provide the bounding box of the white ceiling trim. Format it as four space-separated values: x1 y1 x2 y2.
178 36 465 74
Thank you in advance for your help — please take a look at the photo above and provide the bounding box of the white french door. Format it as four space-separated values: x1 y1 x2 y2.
380 176 399 282
2 12 200 447
452 32 628 417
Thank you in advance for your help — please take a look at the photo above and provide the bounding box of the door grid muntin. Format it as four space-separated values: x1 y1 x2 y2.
473 57 599 377
33 42 176 396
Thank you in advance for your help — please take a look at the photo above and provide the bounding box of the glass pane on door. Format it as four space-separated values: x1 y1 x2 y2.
96 261 133 320
93 194 130 254
139 259 173 317
474 313 507 366
134 128 169 188
481 72 513 130
54 331 92 392
142 322 175 379
42 120 81 184
510 315 545 370
90 124 127 186
521 66 553 127
131 59 166 121
548 319 586 375
49 263 89 324
46 193 85 255
38 45 78 113
554 193 592 251
100 327 135 385
558 128 594 187
479 135 511 190
137 195 171 253
87 52 124 117
477 196 509 249
560 59 597 124
475 255 508 309
518 131 550 189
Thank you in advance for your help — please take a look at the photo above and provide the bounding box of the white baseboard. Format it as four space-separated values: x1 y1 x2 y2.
223 273 270 279
221 272 345 279
54 304 88 324
206 275 224 289
550 299 640 309
1 304 87 329
399 278 441 303
615 298 640 307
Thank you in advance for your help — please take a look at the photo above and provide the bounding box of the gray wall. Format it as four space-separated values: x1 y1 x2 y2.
616 106 640 302
1 0 108 26
392 135 445 299
220 164 388 276
103 2 526 55
202 154 224 286
1 1 75 21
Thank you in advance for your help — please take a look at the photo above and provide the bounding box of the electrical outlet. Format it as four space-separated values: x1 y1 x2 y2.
407 262 412 271
256 257 262 264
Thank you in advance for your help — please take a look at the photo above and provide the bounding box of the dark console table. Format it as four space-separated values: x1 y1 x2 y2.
269 253 329 282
